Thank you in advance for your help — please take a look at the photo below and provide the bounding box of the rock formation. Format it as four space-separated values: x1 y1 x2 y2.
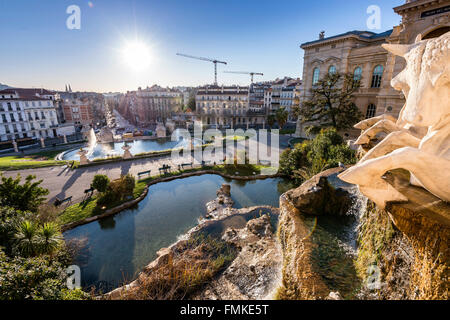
339 32 450 209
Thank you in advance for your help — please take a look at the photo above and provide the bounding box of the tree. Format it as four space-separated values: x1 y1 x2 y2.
276 107 289 129
0 174 49 212
187 96 196 111
267 115 276 128
91 174 110 193
299 72 363 135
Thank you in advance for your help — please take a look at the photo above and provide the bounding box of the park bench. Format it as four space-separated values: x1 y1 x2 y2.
177 162 193 171
137 170 151 179
53 196 73 208
158 164 171 175
82 187 95 201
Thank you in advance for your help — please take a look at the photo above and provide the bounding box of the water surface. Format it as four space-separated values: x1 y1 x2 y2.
64 174 293 291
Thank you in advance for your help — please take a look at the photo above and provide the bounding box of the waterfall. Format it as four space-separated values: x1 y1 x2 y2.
346 186 368 252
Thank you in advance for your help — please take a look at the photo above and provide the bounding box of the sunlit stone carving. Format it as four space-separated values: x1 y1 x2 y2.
339 32 450 208
77 149 90 165
122 144 133 159
97 127 114 143
155 122 166 138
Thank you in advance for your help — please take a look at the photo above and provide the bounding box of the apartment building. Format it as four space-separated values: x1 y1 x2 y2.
0 88 59 144
195 85 265 128
117 85 183 127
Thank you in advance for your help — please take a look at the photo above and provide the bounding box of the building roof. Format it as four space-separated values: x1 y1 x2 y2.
301 29 393 48
0 88 55 101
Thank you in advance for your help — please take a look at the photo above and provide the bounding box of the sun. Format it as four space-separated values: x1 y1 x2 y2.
122 40 152 71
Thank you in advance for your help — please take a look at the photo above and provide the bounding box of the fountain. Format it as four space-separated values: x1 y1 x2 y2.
86 128 97 157
339 31 450 208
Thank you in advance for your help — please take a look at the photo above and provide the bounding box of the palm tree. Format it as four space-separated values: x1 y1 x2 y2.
14 220 39 257
37 222 63 256
276 107 289 130
267 115 276 128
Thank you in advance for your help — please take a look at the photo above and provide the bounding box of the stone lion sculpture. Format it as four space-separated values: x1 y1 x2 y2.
339 31 450 208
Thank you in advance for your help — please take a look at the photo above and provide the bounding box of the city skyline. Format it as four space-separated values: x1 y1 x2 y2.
1 0 402 92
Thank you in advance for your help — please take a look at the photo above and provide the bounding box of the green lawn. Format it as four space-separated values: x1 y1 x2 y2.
0 149 71 171
0 156 66 171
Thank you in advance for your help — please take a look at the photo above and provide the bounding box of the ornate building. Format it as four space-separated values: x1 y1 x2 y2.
117 85 183 127
196 85 258 128
298 0 450 137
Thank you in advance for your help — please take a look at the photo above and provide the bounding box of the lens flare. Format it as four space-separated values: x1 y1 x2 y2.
122 40 152 72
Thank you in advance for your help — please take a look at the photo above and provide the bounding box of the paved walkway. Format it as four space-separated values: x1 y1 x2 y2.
2 154 186 204
1 135 293 205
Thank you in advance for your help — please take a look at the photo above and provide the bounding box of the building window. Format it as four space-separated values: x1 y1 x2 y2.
312 67 320 85
371 65 383 88
366 104 377 119
328 65 337 75
353 67 362 81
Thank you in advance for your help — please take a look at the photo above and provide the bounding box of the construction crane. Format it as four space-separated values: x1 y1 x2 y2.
223 71 264 83
176 53 227 85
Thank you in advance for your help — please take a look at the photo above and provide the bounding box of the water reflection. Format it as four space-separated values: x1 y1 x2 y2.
64 174 294 291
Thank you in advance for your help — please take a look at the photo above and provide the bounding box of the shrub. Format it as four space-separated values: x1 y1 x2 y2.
0 174 49 212
0 249 66 300
91 174 110 193
279 128 356 185
96 174 136 208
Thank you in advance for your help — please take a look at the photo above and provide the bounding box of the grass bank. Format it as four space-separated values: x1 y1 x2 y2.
0 149 69 171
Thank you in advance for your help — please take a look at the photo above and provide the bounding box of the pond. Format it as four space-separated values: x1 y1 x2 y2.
64 174 294 292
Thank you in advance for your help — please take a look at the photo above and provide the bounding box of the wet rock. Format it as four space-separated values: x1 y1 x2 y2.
285 169 352 216
205 184 234 219
246 214 273 238
194 213 282 300
327 291 342 300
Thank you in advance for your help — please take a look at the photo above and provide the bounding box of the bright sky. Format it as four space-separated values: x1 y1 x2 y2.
0 0 403 92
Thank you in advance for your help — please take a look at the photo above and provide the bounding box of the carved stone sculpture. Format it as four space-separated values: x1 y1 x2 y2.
155 122 166 138
40 137 45 148
122 144 133 159
97 127 114 143
339 32 450 208
77 149 90 165
12 140 18 153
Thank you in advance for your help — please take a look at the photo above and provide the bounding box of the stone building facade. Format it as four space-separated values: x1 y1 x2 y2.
196 85 266 128
297 0 450 137
117 85 183 127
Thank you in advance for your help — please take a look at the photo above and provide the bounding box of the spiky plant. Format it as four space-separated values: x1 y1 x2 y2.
14 220 39 257
37 222 63 256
